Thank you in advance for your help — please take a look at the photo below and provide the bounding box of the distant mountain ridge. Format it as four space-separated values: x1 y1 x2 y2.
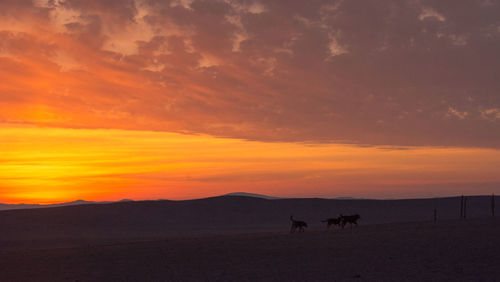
0 192 284 211
0 199 133 211
0 193 369 211
0 193 374 211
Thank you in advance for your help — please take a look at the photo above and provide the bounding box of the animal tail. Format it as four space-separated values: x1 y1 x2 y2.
290 215 294 221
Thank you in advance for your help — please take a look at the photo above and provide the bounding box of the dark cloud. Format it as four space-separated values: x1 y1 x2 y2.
1 0 499 147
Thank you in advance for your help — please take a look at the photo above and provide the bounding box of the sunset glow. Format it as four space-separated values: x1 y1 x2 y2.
1 125 499 204
1 0 499 203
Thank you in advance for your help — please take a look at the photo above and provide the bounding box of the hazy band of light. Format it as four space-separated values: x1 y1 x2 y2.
1 124 499 204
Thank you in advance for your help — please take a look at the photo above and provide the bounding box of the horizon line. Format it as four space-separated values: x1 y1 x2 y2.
1 193 497 206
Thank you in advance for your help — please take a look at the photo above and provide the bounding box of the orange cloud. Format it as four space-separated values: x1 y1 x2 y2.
1 0 499 147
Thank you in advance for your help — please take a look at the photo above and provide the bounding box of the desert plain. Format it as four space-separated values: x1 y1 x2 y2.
0 195 499 281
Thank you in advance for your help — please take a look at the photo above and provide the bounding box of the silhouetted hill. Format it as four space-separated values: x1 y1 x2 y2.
223 192 281 199
0 194 362 211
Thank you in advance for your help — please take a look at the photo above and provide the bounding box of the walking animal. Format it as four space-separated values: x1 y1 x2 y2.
290 215 308 233
321 217 343 229
340 214 360 228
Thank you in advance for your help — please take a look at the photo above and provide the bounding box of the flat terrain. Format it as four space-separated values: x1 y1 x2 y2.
0 196 499 281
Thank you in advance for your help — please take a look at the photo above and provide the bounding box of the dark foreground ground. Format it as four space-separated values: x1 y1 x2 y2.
1 217 499 282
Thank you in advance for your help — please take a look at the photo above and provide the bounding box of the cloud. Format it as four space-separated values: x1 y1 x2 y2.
419 7 446 22
0 0 499 147
480 108 500 120
447 107 468 120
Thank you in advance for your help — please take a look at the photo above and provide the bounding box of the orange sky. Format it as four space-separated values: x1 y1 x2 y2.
1 124 500 204
1 1 500 203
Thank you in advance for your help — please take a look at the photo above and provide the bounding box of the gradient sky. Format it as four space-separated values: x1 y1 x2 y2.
1 0 499 203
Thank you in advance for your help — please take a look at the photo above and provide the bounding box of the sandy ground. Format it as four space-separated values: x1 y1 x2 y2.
1 217 499 281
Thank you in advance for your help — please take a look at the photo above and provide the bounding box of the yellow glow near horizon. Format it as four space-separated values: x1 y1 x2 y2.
1 124 500 204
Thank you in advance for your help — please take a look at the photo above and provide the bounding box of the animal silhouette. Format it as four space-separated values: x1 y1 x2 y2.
321 216 342 229
290 215 308 233
340 214 360 228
